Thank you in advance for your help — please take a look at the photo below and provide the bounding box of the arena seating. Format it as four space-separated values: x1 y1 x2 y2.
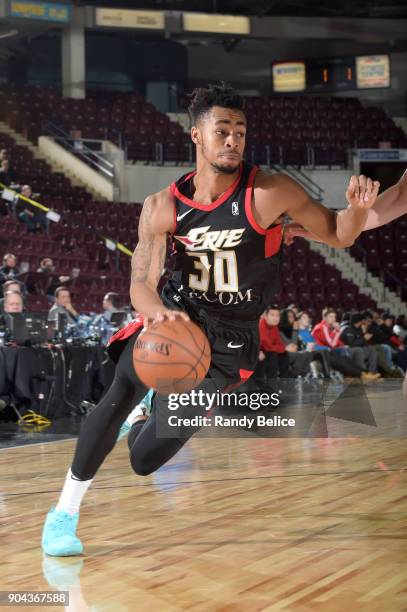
351 213 407 301
1 85 406 167
0 133 135 312
277 238 378 319
0 89 386 316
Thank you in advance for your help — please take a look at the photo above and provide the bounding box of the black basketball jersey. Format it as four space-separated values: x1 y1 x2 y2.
161 161 283 321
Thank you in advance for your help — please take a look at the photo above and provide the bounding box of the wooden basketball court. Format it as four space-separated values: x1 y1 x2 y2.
1 382 406 611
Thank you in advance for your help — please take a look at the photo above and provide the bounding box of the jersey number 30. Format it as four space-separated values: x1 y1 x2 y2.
188 251 238 292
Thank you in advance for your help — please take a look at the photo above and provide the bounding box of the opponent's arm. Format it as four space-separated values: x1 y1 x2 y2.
130 193 189 323
256 173 379 248
284 169 406 243
362 169 407 230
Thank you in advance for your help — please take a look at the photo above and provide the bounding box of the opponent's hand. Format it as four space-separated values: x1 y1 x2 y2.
284 223 322 246
145 308 190 327
346 175 380 210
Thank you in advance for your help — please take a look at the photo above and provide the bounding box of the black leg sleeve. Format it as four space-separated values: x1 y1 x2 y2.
71 335 148 480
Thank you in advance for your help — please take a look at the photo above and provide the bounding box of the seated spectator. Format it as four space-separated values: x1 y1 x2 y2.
3 291 23 314
0 149 8 161
255 305 291 381
312 308 381 381
17 185 48 233
339 313 379 374
380 313 407 371
394 315 407 342
361 310 403 377
0 280 23 312
48 287 79 325
93 292 121 325
0 159 16 187
0 253 18 287
279 308 318 377
37 258 70 301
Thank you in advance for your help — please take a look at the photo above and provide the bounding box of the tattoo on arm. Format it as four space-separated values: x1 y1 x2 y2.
131 198 167 288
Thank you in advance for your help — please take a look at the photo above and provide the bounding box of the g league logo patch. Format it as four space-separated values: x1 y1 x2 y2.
231 201 239 216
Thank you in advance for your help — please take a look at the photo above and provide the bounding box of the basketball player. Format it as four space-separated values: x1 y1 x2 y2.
42 83 380 556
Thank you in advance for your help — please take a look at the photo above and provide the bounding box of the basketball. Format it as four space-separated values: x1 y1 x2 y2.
133 319 211 394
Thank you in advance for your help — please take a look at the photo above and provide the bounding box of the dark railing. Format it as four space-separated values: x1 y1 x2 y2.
42 120 115 183
277 164 324 202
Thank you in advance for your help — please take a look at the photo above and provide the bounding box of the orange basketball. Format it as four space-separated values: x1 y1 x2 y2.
133 319 211 394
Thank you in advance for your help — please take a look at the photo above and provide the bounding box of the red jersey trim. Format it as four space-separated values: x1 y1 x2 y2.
244 166 266 234
265 224 283 257
172 199 177 234
169 163 243 211
107 317 144 347
244 167 283 257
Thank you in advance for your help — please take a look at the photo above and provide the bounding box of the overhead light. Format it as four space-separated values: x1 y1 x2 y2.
183 13 250 35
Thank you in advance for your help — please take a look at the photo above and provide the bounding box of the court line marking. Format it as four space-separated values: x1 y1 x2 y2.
2 466 406 497
0 437 75 451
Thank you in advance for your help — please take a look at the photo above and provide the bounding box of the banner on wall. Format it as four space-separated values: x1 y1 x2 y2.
356 55 390 89
272 62 306 93
9 1 71 23
95 8 165 30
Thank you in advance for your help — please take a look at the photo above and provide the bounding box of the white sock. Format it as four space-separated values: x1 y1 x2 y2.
125 404 147 427
55 468 93 516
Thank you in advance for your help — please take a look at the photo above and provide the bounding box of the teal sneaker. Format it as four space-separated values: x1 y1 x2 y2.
42 508 83 556
117 420 131 441
117 390 154 441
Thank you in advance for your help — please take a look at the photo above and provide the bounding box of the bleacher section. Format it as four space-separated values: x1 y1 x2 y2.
0 132 134 312
1 86 406 167
351 214 407 301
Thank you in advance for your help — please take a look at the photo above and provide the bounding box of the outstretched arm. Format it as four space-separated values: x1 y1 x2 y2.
363 169 407 230
130 193 189 323
285 169 406 243
256 173 380 248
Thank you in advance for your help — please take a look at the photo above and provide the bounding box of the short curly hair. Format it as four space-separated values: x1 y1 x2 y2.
188 82 244 125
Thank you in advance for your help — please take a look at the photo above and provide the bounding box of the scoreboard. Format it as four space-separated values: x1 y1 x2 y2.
306 56 355 92
272 55 390 94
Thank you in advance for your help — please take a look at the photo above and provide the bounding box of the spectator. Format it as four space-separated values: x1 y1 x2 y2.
380 313 407 371
17 185 48 233
37 258 70 301
278 308 319 377
48 287 79 325
394 315 407 342
93 292 121 325
313 308 380 381
3 291 23 314
0 149 8 161
0 280 23 312
0 253 17 286
255 305 291 381
0 159 16 187
362 310 403 377
297 310 370 379
339 313 379 374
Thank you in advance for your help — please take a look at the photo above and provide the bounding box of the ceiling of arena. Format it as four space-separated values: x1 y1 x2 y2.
77 0 407 18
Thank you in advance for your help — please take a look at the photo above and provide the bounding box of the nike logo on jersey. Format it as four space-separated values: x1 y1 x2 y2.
227 342 244 349
175 226 246 252
176 209 193 222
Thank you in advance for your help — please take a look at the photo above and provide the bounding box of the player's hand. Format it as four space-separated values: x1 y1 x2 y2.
346 175 380 210
258 350 266 361
145 308 190 327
